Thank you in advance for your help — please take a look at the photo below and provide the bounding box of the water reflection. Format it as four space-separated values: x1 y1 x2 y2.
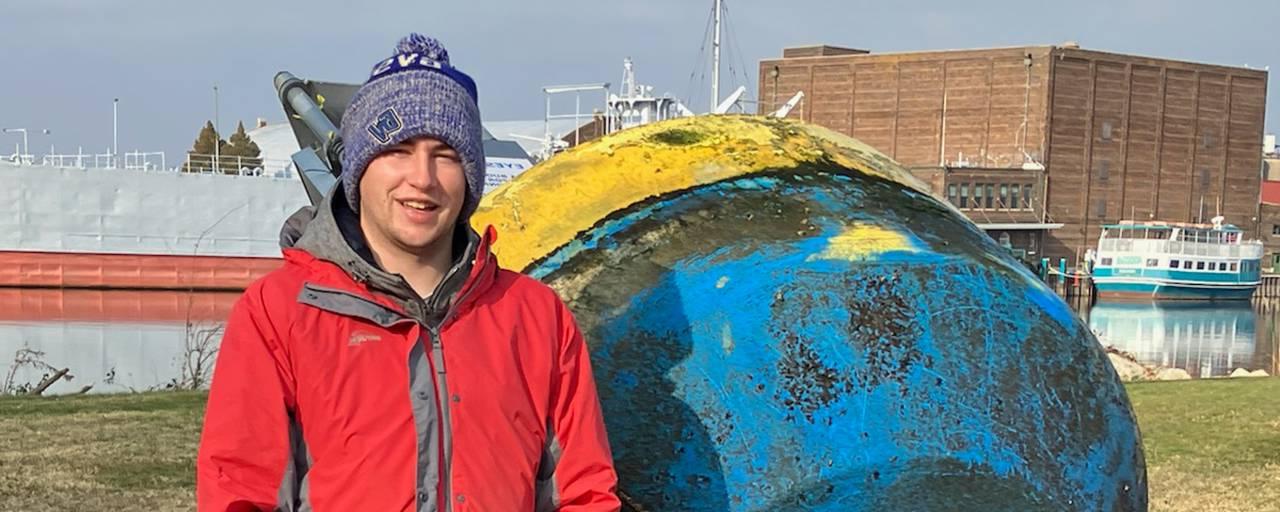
2 288 1277 394
1084 301 1279 378
0 289 236 394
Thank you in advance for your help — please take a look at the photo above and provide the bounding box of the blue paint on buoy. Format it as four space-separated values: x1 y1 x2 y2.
534 170 1146 511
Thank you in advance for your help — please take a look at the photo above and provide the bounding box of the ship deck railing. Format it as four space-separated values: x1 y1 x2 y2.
1098 238 1265 260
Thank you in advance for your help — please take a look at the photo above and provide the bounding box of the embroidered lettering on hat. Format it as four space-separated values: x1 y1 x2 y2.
367 107 404 144
369 53 446 78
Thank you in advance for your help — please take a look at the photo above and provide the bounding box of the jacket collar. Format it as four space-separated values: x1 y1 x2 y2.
282 187 496 326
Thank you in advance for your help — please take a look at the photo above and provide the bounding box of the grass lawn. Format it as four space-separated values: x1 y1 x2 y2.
0 379 1276 511
1126 377 1280 511
0 392 205 510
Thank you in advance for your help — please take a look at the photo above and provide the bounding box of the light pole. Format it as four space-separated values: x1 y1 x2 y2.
38 129 51 163
213 85 220 172
113 98 119 168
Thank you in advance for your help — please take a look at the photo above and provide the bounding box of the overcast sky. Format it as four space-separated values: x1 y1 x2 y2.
2 0 1276 164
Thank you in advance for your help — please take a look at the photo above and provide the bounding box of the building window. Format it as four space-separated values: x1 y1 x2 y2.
1100 257 1113 266
1000 184 1010 209
1101 121 1113 141
1010 186 1021 211
1095 199 1107 218
1169 260 1180 269
1271 224 1280 236
1230 262 1238 272
985 184 995 209
959 184 969 208
1183 260 1192 269
1023 185 1033 209
947 184 958 205
1197 261 1205 270
973 183 985 209
1202 130 1213 148
1098 160 1109 182
1200 168 1211 188
1146 258 1159 268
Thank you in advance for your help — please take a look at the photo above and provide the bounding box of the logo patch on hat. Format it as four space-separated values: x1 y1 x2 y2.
367 107 404 144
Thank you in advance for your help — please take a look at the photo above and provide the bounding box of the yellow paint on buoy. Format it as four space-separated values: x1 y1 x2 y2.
811 223 918 262
472 115 933 271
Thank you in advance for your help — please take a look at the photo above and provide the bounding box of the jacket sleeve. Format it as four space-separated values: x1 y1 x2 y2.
197 281 299 511
539 299 622 512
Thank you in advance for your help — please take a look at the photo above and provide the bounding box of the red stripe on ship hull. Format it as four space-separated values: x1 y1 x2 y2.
0 251 283 291
0 288 240 323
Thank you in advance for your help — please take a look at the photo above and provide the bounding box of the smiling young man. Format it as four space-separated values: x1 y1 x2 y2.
197 34 621 511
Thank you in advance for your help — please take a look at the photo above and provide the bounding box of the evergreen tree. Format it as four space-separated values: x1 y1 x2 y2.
182 121 229 173
224 121 263 173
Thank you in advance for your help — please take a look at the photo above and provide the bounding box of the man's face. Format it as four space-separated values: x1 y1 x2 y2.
358 136 467 256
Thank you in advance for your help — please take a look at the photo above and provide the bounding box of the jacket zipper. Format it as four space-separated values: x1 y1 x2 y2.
419 251 484 511
425 324 453 512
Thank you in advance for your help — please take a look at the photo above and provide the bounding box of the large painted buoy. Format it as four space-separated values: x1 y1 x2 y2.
473 115 1146 511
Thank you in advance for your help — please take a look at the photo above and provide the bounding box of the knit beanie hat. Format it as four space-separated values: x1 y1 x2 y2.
340 33 485 221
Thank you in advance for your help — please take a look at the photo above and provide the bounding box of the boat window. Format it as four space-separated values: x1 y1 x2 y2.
1183 260 1192 269
1230 262 1238 272
1169 260 1180 269
1100 257 1113 266
1197 261 1205 270
1146 259 1159 267
1208 262 1217 271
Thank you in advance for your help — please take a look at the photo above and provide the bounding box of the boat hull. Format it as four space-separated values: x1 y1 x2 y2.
1093 279 1257 300
0 250 283 290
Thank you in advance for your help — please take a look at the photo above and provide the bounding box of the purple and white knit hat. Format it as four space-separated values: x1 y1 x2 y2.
340 33 485 221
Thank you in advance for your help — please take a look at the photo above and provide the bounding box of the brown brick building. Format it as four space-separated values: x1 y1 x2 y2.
759 44 1269 266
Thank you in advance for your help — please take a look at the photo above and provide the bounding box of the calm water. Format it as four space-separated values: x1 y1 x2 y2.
0 289 238 394
0 289 1276 394
1077 299 1279 379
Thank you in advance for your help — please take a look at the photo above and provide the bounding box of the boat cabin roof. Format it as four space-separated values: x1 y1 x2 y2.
1101 221 1242 233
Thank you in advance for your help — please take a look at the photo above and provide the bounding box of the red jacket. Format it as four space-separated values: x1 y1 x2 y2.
197 194 620 511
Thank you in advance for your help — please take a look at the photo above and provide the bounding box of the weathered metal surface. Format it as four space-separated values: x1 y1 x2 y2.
473 115 1147 511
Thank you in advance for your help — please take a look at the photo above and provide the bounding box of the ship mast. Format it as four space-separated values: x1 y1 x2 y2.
711 0 721 111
